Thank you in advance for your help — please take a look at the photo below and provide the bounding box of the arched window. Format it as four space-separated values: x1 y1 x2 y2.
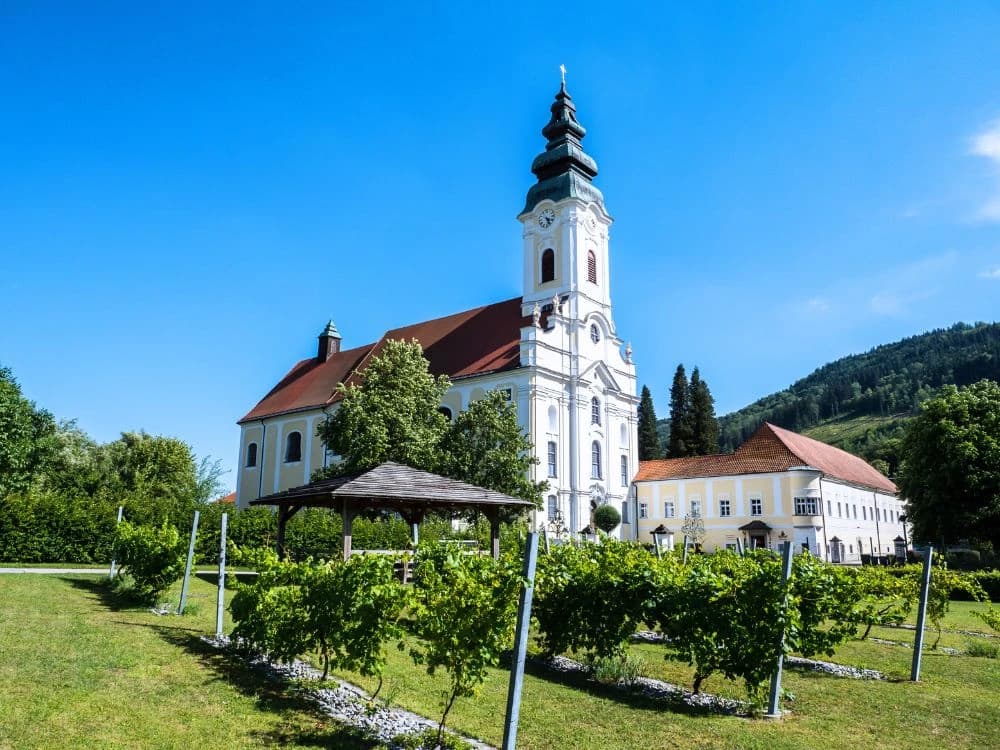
591 441 602 479
284 431 302 463
590 323 600 343
246 442 258 468
587 250 597 284
591 397 601 426
547 404 558 432
541 248 555 283
438 406 453 421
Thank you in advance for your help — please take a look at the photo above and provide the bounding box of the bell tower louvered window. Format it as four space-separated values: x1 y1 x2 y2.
587 250 597 284
541 248 555 283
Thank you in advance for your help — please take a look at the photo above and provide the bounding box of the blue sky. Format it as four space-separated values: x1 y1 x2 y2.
2 2 999 491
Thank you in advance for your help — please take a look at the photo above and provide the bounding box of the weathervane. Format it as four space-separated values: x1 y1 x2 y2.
559 64 566 85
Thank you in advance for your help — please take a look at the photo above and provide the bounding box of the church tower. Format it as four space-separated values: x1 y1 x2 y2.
519 81 613 321
518 79 638 537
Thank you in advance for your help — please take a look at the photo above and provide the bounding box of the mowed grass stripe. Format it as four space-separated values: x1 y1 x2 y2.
0 574 376 750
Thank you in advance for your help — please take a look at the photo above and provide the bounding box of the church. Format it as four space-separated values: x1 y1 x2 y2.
235 82 640 536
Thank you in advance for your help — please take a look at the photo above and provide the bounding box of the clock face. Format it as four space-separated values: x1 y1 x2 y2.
538 209 556 228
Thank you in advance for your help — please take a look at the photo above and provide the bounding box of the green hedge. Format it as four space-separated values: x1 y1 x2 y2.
0 492 118 563
0 491 513 565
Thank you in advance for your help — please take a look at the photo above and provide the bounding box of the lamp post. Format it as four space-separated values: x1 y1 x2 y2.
899 514 910 558
650 524 673 558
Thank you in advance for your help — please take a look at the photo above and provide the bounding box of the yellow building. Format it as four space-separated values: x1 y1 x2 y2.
633 423 906 563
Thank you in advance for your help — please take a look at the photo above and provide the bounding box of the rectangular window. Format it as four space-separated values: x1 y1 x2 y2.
794 497 818 515
837 502 842 518
725 542 737 551
719 498 731 517
547 441 557 478
862 506 867 521
664 500 675 518
827 500 832 516
620 455 628 487
853 504 858 519
639 502 649 519
689 497 702 517
547 495 558 520
750 495 762 516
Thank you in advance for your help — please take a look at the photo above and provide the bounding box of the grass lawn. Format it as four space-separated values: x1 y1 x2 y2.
1 574 998 750
0 573 379 750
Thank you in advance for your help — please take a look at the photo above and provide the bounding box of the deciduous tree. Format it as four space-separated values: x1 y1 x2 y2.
436 389 545 505
317 339 450 475
898 380 1000 550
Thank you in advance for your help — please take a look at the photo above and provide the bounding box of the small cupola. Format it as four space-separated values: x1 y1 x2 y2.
317 320 341 362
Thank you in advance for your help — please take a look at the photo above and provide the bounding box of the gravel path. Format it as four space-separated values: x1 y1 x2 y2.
203 636 496 750
532 653 750 715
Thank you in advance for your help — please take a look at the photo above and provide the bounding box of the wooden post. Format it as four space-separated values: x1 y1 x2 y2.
276 506 288 559
178 510 200 615
108 506 124 578
911 545 934 681
216 512 228 639
766 541 795 719
502 531 539 750
489 509 501 560
682 534 690 565
342 499 355 561
736 538 744 557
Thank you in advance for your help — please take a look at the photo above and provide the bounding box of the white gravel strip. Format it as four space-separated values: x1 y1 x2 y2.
633 630 885 680
533 654 749 715
202 636 496 750
868 636 962 655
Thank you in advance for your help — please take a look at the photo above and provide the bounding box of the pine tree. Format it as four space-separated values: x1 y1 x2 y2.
637 385 662 461
667 364 693 458
688 367 720 456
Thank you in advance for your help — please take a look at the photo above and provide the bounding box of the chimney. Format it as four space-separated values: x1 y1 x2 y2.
317 320 341 362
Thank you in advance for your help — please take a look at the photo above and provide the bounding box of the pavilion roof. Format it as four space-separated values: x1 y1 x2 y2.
250 461 536 512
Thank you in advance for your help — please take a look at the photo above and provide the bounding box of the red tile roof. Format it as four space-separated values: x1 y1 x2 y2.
240 297 526 423
636 422 897 494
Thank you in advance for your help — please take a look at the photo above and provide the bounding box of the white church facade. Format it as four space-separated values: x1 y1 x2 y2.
235 82 640 534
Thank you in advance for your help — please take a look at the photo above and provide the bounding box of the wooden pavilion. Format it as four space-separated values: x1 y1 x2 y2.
250 461 536 560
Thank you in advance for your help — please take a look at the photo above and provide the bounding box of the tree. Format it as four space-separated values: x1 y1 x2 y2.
99 431 201 526
667 364 692 458
593 503 621 534
637 385 661 460
681 512 705 549
897 380 1000 550
0 365 56 498
688 367 720 456
436 390 545 505
317 339 450 475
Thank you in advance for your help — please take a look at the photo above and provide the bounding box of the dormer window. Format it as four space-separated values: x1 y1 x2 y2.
587 250 597 284
541 248 555 283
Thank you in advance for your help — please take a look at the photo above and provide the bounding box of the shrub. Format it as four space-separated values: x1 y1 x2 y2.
533 541 663 660
230 551 408 687
590 652 647 688
964 640 999 658
112 520 187 603
973 605 1000 633
409 542 523 745
594 504 622 534
654 550 789 699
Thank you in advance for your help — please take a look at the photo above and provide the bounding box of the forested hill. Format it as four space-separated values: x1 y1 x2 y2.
715 322 1000 470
